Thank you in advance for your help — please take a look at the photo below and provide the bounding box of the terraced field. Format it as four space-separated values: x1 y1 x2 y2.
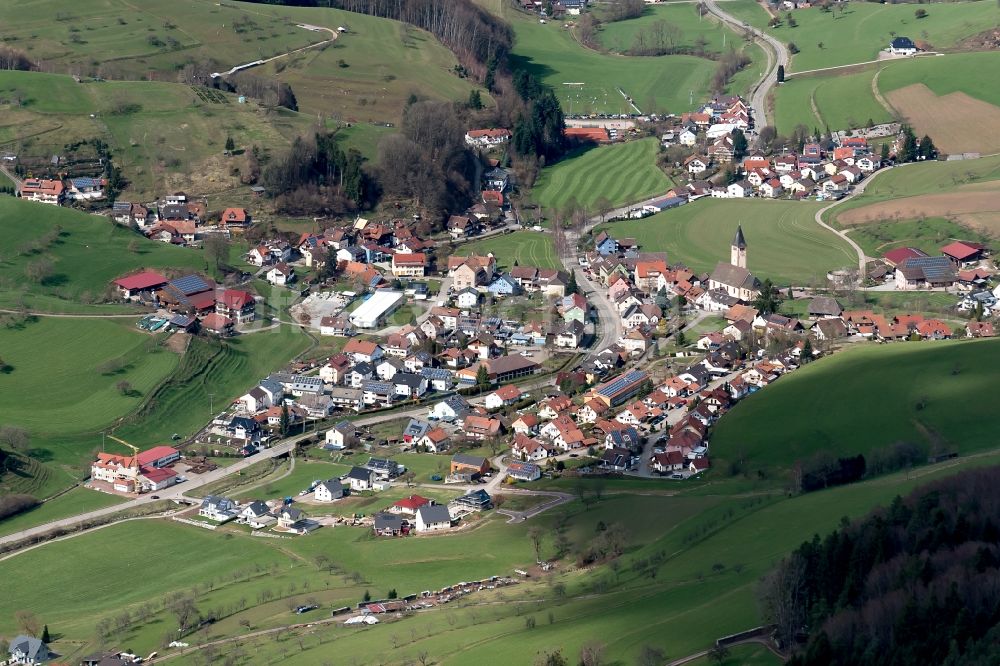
533 138 671 211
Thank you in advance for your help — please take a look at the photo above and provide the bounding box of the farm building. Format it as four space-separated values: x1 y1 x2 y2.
349 290 405 329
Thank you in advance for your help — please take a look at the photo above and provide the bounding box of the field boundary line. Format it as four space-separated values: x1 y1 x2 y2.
870 67 897 117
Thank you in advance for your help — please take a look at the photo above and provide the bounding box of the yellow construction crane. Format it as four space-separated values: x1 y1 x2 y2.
108 435 142 493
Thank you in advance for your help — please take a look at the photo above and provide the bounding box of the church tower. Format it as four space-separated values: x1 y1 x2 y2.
731 224 747 269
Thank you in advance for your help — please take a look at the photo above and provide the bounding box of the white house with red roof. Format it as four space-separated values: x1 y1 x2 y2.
388 494 432 516
220 207 251 230
465 128 512 148
215 289 256 323
484 384 522 410
19 178 65 205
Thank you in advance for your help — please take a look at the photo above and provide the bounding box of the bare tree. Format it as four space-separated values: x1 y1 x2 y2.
580 642 607 666
116 380 133 396
15 610 41 637
204 234 229 271
528 526 544 562
0 425 30 453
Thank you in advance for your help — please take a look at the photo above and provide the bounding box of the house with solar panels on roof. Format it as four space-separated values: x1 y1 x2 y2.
66 176 105 200
894 256 957 290
586 369 650 408
158 274 216 313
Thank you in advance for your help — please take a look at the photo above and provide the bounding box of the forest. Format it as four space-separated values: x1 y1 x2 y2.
762 466 1000 666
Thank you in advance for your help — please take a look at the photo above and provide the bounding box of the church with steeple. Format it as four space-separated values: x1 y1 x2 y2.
708 224 761 302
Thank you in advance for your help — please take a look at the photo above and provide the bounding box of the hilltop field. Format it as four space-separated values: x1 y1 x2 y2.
725 0 999 72
0 0 482 122
772 52 1000 148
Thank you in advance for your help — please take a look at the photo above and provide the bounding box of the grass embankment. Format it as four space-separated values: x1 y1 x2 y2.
115 325 311 447
597 198 856 285
533 138 671 211
711 338 1000 478
0 0 482 123
456 231 562 270
0 488 124 538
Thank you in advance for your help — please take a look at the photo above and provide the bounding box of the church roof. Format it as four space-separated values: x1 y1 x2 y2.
710 262 760 291
732 224 747 249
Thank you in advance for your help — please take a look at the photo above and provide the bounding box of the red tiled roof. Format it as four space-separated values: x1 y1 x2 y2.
136 446 179 466
114 271 168 291
883 247 927 266
393 494 431 510
219 289 254 309
941 241 986 261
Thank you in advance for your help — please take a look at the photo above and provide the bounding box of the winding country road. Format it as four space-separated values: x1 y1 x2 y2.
702 0 789 132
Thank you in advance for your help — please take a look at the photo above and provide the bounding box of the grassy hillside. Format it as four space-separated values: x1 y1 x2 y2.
114 325 311 447
533 138 671 210
831 154 1000 223
0 70 316 200
510 16 720 115
725 0 998 71
456 231 561 270
598 198 856 285
772 52 1000 134
711 339 1000 476
0 0 482 122
876 50 1000 106
3 447 996 664
0 197 207 311
598 2 754 55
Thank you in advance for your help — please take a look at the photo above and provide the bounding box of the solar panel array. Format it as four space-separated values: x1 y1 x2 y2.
907 256 955 281
169 274 212 295
597 369 648 398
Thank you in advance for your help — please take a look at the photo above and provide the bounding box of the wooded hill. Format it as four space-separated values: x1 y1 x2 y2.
763 466 1000 665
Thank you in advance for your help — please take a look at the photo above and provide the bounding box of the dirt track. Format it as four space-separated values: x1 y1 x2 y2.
838 188 1000 234
886 84 1000 155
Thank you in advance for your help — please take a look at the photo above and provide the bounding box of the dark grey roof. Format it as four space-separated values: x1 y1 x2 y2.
452 453 489 468
317 479 343 494
10 635 47 660
374 512 403 531
417 504 452 524
346 466 373 481
394 373 426 388
732 224 747 249
245 500 270 516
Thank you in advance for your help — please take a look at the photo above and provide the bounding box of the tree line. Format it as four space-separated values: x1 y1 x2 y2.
762 466 1000 665
261 131 371 215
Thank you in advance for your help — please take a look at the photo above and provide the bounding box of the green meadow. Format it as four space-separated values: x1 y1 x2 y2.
3 453 997 664
711 339 1000 477
597 198 857 285
456 231 562 271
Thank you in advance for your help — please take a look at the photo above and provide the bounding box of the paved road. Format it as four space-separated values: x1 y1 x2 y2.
0 163 22 190
496 490 574 524
0 437 305 547
702 0 789 132
813 165 897 277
